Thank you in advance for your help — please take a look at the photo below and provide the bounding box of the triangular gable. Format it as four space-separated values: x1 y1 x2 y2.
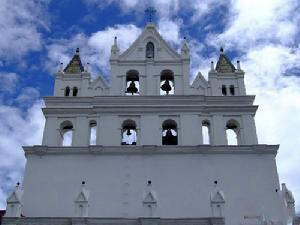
143 191 157 204
210 190 225 203
7 190 22 203
75 190 89 202
119 23 181 61
191 72 208 89
90 75 109 89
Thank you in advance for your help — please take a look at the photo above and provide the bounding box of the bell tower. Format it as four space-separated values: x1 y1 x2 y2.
3 20 295 225
110 22 190 96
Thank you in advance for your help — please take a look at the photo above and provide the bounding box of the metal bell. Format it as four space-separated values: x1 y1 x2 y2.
166 129 173 137
126 129 132 136
161 79 172 94
126 81 138 95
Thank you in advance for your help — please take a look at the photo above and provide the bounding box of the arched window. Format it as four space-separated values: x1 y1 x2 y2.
160 70 175 95
226 120 240 145
126 70 139 95
60 120 73 146
65 86 70 96
121 119 137 145
202 120 211 144
89 120 97 145
222 85 227 96
146 42 154 59
229 85 235 96
73 87 78 96
162 119 178 145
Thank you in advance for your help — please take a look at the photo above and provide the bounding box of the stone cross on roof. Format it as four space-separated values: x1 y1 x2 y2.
145 7 156 22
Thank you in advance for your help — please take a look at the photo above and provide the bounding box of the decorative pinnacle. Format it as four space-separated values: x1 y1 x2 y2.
145 7 156 22
211 61 214 70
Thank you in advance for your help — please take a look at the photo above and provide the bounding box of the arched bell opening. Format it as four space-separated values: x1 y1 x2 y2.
162 119 178 145
226 119 240 145
146 42 154 59
160 70 174 95
60 120 73 146
121 119 137 145
202 120 211 144
73 86 78 96
89 120 97 145
126 70 140 95
221 85 227 96
229 85 235 96
65 86 70 96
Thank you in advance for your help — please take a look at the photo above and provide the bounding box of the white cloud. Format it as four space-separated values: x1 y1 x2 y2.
158 18 182 46
16 87 40 106
0 100 45 209
207 0 299 49
0 72 18 94
46 24 142 79
0 0 49 61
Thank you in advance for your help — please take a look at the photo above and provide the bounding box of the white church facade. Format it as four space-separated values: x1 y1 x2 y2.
3 22 296 225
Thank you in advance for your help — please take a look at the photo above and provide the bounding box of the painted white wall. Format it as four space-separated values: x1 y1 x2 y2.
22 151 286 225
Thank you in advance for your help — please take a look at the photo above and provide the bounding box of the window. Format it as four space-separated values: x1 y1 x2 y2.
162 119 178 145
226 120 240 145
160 70 174 95
121 119 137 145
202 120 211 144
146 42 154 58
73 87 78 96
229 85 235 96
65 86 70 96
89 121 97 145
126 70 139 95
60 121 73 146
222 85 227 96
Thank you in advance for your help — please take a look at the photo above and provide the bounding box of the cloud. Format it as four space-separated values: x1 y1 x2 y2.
46 24 142 80
0 73 18 94
158 18 182 46
206 0 300 50
16 87 40 107
0 100 45 209
0 0 49 61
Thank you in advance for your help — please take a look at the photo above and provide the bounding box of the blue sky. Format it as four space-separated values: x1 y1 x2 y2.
0 0 300 212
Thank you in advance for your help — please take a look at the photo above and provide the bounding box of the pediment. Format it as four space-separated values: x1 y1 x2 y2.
210 190 225 203
75 189 89 202
143 191 157 204
7 191 22 203
119 23 181 61
90 75 109 90
191 72 208 90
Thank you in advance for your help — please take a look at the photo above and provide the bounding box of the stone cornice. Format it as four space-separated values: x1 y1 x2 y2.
44 95 255 106
23 145 279 156
2 217 225 225
42 95 257 114
42 105 258 115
